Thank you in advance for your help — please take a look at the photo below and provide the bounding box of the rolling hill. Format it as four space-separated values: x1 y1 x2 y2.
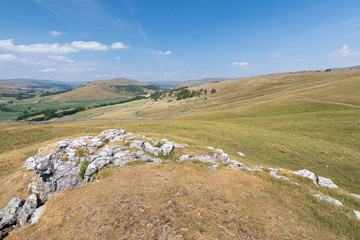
0 69 359 239
51 78 161 102
173 77 231 88
0 79 74 94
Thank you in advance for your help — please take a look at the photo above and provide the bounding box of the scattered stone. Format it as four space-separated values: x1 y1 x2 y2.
317 176 338 189
215 153 230 163
313 194 343 207
237 152 246 157
268 167 278 172
160 139 168 143
207 165 219 170
173 143 186 148
0 197 25 230
229 160 261 172
351 193 360 200
0 232 7 239
30 206 45 224
179 154 190 161
293 169 316 184
216 149 224 154
206 146 214 150
291 182 300 186
270 171 289 181
191 156 216 164
354 210 360 220
160 142 174 155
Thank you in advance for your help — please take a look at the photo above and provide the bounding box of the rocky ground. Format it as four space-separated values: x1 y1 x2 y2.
1 129 359 239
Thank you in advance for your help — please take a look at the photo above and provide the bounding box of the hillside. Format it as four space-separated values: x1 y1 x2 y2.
174 77 231 88
0 79 73 94
0 70 359 239
51 78 161 102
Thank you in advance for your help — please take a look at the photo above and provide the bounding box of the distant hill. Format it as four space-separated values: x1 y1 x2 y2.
173 78 232 88
0 79 74 94
51 78 161 101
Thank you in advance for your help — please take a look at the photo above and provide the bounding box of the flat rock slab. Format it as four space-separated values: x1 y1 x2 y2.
293 169 316 184
313 194 343 207
317 176 338 189
354 210 360 220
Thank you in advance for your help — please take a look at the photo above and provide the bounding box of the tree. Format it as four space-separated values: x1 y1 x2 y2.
211 89 216 94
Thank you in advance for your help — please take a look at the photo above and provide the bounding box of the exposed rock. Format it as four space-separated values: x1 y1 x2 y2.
293 169 316 184
113 150 137 166
24 156 37 170
161 142 174 155
215 153 230 163
99 129 126 141
216 149 224 154
143 142 161 156
191 156 216 164
129 140 145 150
270 171 289 181
317 176 338 189
354 210 360 220
268 167 278 172
313 194 343 207
173 143 186 148
206 146 214 150
179 154 191 161
237 152 246 157
30 206 45 224
291 182 300 186
207 165 219 170
229 160 262 172
0 231 7 239
85 157 113 180
351 193 360 200
17 194 39 227
0 197 25 230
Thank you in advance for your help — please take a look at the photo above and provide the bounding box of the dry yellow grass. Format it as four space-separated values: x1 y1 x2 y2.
8 164 348 240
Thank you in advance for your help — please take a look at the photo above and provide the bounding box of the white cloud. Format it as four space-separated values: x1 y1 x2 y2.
66 59 75 63
231 61 249 67
39 68 56 72
0 53 16 61
0 39 129 54
0 39 76 53
270 51 281 58
327 45 360 57
50 31 66 36
114 56 121 60
158 50 171 55
70 41 108 50
111 42 129 49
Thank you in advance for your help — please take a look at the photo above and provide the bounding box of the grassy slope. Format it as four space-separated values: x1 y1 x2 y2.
0 70 359 238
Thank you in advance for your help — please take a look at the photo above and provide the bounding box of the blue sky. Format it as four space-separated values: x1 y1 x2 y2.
0 0 360 82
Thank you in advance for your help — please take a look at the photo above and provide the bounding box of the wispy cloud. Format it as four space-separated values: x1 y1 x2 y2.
158 50 171 55
0 53 16 61
50 30 66 36
39 68 56 72
48 55 66 60
0 39 129 53
163 70 184 75
231 61 249 67
114 56 121 60
270 51 281 58
327 45 360 57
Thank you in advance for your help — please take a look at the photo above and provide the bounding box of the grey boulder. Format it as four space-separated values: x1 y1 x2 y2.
17 194 39 227
293 169 317 184
0 198 25 230
313 194 343 207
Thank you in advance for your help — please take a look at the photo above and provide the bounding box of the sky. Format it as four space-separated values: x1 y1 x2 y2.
0 0 360 83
